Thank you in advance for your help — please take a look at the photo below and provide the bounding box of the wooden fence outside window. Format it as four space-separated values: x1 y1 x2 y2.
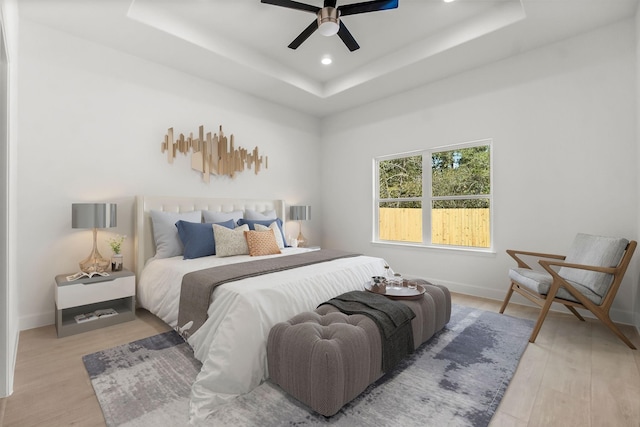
379 207 490 248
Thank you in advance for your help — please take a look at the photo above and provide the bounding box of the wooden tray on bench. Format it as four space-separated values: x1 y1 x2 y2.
364 282 426 300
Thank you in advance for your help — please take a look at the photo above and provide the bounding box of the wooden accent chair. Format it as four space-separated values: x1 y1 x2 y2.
500 233 637 349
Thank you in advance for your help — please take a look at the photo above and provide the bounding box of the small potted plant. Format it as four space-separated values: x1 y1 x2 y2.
108 234 126 271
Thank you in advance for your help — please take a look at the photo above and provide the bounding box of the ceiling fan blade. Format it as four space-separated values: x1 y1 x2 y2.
261 0 320 14
338 0 398 16
337 21 360 52
288 19 319 49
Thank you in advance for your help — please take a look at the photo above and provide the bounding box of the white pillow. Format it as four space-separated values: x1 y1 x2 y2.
255 222 285 249
150 210 202 259
203 210 243 224
244 209 277 220
213 224 250 257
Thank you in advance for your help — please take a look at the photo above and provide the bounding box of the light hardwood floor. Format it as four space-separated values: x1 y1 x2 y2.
1 294 639 427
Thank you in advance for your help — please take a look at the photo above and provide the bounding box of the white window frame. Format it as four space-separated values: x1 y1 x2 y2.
373 139 494 252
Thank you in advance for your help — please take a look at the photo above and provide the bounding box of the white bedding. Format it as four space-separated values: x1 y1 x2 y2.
137 248 390 423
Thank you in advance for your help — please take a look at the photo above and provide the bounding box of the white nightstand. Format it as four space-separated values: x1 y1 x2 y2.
54 269 136 338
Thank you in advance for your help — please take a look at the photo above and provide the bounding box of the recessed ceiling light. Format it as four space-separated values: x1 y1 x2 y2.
444 0 455 3
321 57 332 65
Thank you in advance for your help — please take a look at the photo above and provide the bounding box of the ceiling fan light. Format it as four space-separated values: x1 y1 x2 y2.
319 21 339 36
317 7 339 36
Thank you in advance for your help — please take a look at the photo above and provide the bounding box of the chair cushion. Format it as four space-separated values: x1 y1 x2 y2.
509 268 552 293
509 268 602 305
559 233 628 298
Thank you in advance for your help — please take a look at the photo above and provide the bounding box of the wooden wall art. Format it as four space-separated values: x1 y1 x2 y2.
161 125 268 182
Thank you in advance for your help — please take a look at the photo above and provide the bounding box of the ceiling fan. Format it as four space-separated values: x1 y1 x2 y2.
261 0 399 52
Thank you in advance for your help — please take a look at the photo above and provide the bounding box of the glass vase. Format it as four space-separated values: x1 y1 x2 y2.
111 254 123 272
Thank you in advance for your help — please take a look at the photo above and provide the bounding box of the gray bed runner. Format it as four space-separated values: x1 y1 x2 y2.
178 249 361 336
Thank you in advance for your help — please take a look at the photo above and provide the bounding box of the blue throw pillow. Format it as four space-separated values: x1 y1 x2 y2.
176 219 235 259
236 218 288 247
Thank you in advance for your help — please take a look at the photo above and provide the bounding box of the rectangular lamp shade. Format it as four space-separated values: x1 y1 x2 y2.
72 203 117 229
290 205 311 221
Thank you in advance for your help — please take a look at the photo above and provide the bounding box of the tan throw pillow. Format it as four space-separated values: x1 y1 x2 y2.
213 224 250 257
245 229 282 256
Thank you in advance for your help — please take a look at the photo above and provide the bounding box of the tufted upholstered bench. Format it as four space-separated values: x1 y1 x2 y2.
267 280 451 417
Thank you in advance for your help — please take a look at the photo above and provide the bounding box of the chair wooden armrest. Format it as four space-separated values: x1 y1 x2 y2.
506 249 566 269
538 259 617 275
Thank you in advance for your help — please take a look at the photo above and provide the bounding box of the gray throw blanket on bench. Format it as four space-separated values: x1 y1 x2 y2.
178 249 361 336
319 291 416 373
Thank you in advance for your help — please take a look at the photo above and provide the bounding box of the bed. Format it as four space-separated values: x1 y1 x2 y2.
134 196 391 423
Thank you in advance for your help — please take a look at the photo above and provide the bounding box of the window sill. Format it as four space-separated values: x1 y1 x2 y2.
370 240 497 256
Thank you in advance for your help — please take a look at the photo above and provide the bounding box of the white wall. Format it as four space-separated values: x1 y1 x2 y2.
16 20 321 329
321 20 639 324
13 14 640 332
636 6 640 332
0 0 18 398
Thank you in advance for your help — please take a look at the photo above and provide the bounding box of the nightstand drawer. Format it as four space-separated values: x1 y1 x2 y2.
55 275 135 309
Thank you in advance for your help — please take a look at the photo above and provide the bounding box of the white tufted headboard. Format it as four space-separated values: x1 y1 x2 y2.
134 195 286 280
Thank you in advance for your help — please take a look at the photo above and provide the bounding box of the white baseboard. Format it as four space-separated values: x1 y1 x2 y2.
19 311 54 331
0 325 18 398
420 277 636 326
432 278 507 301
8 329 17 395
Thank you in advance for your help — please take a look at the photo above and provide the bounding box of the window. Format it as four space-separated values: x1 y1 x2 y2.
375 140 492 249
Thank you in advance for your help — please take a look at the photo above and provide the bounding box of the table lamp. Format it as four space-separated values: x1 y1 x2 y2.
290 205 311 247
72 203 117 273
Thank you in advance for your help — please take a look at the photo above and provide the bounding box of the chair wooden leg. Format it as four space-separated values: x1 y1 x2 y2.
529 294 555 343
499 282 515 314
590 310 637 350
564 305 585 321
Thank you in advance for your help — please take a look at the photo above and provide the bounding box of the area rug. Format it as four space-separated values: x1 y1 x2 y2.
82 330 201 427
83 304 533 427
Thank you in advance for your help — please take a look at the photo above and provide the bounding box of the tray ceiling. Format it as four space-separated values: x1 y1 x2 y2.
18 0 639 117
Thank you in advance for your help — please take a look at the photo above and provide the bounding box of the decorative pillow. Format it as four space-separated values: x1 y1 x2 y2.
203 210 243 225
245 229 281 256
150 210 202 259
255 222 285 249
176 219 235 259
213 224 250 257
237 218 288 247
244 209 277 220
